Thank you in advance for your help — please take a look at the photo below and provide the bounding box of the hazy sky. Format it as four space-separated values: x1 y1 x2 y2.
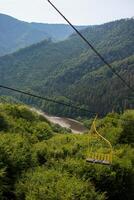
0 0 134 25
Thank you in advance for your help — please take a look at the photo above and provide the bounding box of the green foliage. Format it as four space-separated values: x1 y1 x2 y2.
5 105 38 121
0 133 33 172
0 104 54 137
119 110 134 145
33 122 53 141
17 168 104 200
0 113 9 131
0 18 133 117
51 123 72 134
16 168 105 200
0 168 7 199
0 103 134 200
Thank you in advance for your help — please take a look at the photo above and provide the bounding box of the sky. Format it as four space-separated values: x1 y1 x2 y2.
0 0 134 25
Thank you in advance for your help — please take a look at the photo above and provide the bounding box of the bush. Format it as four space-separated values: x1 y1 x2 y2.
0 113 9 131
16 168 105 200
119 110 134 145
33 122 53 141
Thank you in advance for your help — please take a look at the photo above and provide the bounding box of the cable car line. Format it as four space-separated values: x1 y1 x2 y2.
0 3 134 124
47 0 134 93
0 84 134 123
0 84 97 115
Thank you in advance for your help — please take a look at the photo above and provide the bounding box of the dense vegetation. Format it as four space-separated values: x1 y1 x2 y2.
0 13 86 56
0 18 133 117
0 103 134 200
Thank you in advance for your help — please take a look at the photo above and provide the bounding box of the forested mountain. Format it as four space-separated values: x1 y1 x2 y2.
0 14 47 56
0 13 86 56
0 103 134 200
0 18 134 117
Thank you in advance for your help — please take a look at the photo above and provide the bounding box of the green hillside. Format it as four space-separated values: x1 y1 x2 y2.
0 14 86 56
0 103 134 200
0 14 48 56
0 18 134 116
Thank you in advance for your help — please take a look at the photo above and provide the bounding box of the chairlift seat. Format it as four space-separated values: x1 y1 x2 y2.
86 116 113 165
86 158 110 165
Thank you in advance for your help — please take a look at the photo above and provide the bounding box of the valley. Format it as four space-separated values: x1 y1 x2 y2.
0 18 133 117
0 8 134 199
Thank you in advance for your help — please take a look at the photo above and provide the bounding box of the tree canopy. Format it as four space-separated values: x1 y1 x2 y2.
0 103 134 200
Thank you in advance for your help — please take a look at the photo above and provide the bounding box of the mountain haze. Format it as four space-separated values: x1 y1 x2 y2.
0 18 134 116
0 13 87 56
31 22 87 41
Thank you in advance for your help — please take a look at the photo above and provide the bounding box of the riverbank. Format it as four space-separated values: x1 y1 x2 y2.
31 108 88 134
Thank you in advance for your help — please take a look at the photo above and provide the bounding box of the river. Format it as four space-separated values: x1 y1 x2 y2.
31 108 88 134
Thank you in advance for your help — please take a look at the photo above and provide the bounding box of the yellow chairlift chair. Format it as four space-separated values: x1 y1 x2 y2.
86 116 113 165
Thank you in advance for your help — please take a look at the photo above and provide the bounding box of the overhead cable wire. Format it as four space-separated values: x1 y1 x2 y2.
0 2 133 123
47 0 134 93
0 84 134 123
0 84 97 115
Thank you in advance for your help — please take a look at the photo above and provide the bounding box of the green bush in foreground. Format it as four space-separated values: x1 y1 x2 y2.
16 168 105 200
0 103 134 200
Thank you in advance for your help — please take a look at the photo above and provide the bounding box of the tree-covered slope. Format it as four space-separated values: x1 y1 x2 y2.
0 13 87 56
0 103 134 200
0 18 134 116
0 14 48 56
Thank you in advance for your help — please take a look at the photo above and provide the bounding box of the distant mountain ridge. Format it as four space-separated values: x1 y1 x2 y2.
31 22 87 41
0 18 133 116
0 13 87 56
